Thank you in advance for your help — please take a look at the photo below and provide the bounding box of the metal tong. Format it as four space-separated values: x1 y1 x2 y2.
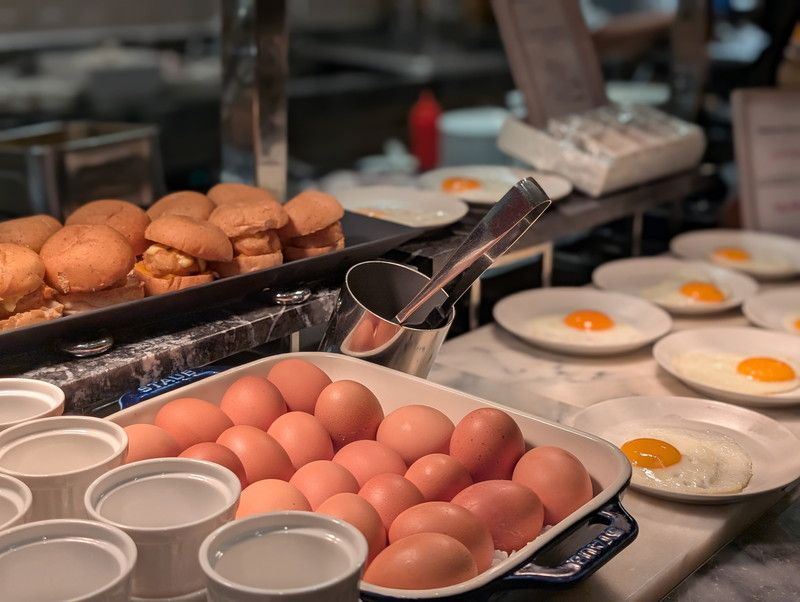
395 177 551 328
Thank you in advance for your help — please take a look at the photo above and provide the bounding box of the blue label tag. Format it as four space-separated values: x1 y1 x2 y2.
95 368 225 415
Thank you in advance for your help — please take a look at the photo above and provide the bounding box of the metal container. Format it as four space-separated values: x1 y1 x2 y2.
319 261 454 378
0 121 164 217
108 352 637 601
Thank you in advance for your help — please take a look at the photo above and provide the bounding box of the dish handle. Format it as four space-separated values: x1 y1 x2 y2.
496 498 637 589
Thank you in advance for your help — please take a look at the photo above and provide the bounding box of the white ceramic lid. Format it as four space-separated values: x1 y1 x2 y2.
0 473 32 531
199 511 368 596
0 416 127 479
85 458 241 533
0 518 136 601
0 378 65 431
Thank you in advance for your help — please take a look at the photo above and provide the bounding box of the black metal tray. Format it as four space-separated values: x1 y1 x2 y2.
0 212 420 354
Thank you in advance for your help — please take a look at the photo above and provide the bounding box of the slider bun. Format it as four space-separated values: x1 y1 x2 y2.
40 225 135 294
147 191 215 221
66 199 150 255
145 215 233 262
54 277 144 314
0 243 46 300
0 215 61 252
209 201 288 237
208 182 281 207
0 304 63 331
288 222 343 248
211 251 283 277
277 190 344 239
284 238 344 261
134 268 214 296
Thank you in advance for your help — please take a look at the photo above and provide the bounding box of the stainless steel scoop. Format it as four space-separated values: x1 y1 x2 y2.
395 177 551 328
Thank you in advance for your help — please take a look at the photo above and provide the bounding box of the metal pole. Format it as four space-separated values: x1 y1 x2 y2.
219 0 288 200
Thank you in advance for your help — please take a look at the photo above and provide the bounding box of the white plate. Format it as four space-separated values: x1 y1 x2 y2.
418 165 572 204
493 287 672 356
334 186 468 229
743 286 800 335
569 395 800 504
592 256 759 315
653 327 800 407
670 229 800 280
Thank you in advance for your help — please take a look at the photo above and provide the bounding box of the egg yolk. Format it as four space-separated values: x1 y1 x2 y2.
441 177 481 193
736 357 796 382
713 247 750 262
621 438 682 469
679 281 725 303
794 318 800 331
563 310 615 331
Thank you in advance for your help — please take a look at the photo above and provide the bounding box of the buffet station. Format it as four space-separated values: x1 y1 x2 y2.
1 1 799 601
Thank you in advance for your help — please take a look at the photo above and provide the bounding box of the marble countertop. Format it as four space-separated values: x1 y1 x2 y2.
428 289 800 601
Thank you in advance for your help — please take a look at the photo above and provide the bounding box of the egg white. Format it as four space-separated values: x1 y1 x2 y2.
672 351 800 395
710 250 793 276
624 426 752 495
524 314 640 345
640 278 728 309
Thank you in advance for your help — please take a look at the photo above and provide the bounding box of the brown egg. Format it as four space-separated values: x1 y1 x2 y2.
389 501 494 572
154 398 233 450
289 460 359 510
449 408 525 481
219 376 287 430
512 446 594 526
405 453 473 502
179 442 248 489
317 492 386 563
267 411 334 470
123 424 181 463
452 480 543 553
314 380 384 449
377 405 454 465
217 425 294 483
358 473 424 530
236 479 311 519
364 533 477 590
333 440 406 487
267 359 331 413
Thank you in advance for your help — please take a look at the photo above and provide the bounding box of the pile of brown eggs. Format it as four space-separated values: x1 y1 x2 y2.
123 358 594 590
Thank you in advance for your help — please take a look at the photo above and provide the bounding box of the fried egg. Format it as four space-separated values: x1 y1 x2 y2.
672 352 799 395
441 176 481 193
641 278 727 309
782 312 800 334
440 176 510 200
525 309 640 345
710 246 793 276
621 426 752 494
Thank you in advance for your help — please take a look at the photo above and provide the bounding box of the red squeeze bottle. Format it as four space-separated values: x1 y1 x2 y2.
409 90 441 171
